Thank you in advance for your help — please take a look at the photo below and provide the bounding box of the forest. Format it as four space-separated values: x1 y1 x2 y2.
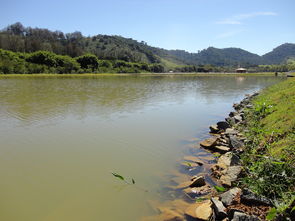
1 22 295 74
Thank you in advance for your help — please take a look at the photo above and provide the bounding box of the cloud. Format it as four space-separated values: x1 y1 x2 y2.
216 30 244 39
216 11 277 25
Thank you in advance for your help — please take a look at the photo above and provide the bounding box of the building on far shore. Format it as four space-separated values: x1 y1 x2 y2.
236 68 247 73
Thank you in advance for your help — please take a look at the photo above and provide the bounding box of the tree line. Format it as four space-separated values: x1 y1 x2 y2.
0 49 169 74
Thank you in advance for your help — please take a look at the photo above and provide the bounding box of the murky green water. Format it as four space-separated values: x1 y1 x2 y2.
0 75 284 221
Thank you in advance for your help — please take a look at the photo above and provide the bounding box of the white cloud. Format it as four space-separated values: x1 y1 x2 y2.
216 30 244 39
216 11 277 25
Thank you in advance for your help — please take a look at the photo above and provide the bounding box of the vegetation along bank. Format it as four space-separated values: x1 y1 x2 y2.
144 78 295 221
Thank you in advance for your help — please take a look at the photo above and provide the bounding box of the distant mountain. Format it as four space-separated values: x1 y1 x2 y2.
262 43 295 64
1 22 295 67
166 47 263 66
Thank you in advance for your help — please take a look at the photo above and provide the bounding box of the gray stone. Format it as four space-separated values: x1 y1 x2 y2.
231 211 261 221
190 176 206 187
214 145 230 153
241 189 273 206
220 166 242 187
225 117 236 126
225 128 239 135
211 197 227 219
209 125 220 133
200 137 218 148
218 152 240 167
185 200 213 220
220 187 242 206
229 111 237 117
234 115 243 122
229 135 244 149
217 121 231 130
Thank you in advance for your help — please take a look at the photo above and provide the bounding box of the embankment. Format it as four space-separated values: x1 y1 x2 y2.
143 78 295 221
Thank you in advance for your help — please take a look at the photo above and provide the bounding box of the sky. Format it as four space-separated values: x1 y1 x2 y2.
0 0 294 55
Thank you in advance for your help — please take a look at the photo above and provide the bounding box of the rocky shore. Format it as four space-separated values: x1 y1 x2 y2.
143 92 276 221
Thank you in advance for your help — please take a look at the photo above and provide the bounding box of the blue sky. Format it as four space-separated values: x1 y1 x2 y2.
0 0 294 55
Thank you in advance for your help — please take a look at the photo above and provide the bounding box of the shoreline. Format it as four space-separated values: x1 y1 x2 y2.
144 78 295 221
0 72 286 78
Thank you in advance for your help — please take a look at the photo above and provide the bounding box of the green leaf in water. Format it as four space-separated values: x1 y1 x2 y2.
214 185 226 192
266 207 277 220
111 172 125 181
185 162 192 167
132 178 135 184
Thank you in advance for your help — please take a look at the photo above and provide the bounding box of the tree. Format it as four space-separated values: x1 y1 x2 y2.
75 53 99 71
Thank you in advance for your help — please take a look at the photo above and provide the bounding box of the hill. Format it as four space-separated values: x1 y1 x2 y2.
1 22 295 68
262 43 295 64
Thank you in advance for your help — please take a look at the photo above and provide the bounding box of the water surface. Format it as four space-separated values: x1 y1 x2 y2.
0 75 283 221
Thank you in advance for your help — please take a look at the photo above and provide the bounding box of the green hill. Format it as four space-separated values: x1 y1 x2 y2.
1 22 295 68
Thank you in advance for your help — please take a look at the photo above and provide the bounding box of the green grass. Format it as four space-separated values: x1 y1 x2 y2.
239 78 295 218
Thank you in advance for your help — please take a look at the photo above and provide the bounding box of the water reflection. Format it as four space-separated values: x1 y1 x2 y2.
0 75 283 124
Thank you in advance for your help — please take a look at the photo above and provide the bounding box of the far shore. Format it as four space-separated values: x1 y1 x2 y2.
0 72 287 78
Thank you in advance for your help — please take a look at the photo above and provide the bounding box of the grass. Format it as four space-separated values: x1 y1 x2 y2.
239 78 295 219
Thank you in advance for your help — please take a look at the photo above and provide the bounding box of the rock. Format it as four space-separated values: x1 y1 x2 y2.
229 135 244 149
214 145 230 153
218 152 240 168
190 175 206 187
183 156 204 165
225 117 236 126
217 121 231 130
241 189 273 206
220 187 242 206
183 185 211 199
200 137 218 148
225 128 239 135
234 115 243 122
185 200 213 220
229 111 237 117
220 166 242 187
211 197 227 219
209 125 220 133
231 211 261 221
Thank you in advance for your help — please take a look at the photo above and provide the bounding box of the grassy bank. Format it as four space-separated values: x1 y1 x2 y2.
239 78 295 218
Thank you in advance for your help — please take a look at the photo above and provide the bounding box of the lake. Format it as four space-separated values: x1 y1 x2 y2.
0 75 284 221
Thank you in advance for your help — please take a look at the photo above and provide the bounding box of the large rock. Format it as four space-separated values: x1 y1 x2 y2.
218 152 240 168
241 189 273 206
220 166 242 187
190 175 206 187
217 121 231 130
229 135 244 149
209 125 220 133
234 115 243 123
225 128 239 136
211 197 227 219
200 137 218 148
231 211 261 221
214 145 230 153
185 200 213 220
220 187 242 206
